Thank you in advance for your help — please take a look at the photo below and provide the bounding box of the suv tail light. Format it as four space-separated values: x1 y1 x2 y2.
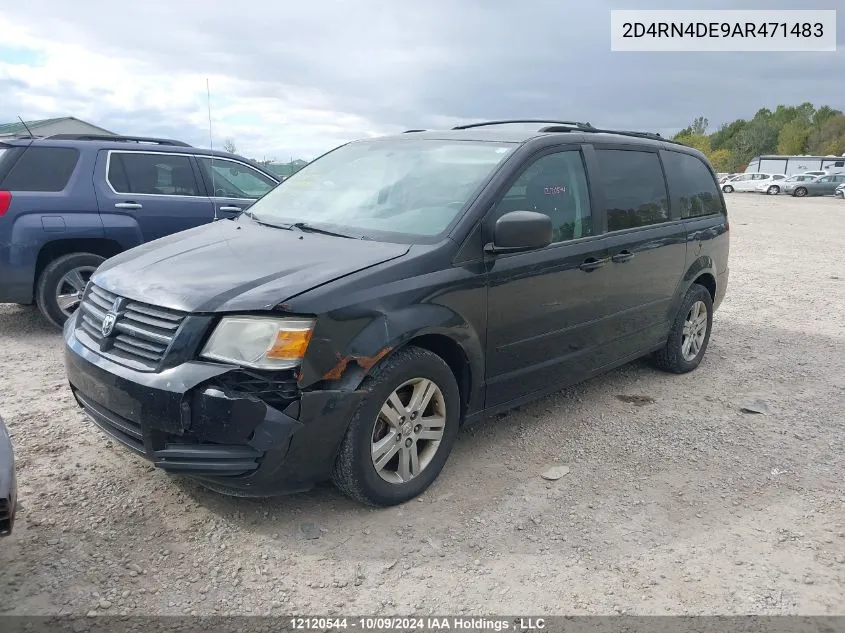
0 191 11 217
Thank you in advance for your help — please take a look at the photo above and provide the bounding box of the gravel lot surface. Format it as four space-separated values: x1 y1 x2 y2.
1 194 844 616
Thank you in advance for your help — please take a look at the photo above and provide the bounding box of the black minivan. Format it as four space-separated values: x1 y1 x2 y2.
63 120 729 506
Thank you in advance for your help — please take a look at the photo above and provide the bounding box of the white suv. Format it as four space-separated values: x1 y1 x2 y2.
723 173 785 193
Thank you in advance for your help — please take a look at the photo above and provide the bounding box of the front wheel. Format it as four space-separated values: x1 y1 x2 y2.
767 185 780 195
651 284 713 374
722 185 734 193
36 252 105 329
331 346 461 506
794 187 808 198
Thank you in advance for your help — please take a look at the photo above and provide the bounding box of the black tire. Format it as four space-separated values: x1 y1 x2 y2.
794 187 808 198
767 185 779 195
722 185 733 193
651 284 713 374
331 346 461 507
36 252 105 329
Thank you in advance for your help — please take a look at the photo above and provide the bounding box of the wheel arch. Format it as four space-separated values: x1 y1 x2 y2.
35 238 122 295
304 307 484 422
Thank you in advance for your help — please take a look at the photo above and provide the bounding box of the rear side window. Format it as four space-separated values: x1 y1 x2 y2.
661 151 724 219
0 147 79 192
108 152 200 196
595 149 669 231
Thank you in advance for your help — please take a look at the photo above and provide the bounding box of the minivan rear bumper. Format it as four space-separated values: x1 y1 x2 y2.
63 313 364 496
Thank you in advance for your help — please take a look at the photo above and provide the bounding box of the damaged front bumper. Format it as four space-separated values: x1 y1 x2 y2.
63 316 364 496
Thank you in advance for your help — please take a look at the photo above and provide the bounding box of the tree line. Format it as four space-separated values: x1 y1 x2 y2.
673 104 845 173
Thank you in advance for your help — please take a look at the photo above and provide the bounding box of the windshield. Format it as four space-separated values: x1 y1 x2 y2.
248 138 516 242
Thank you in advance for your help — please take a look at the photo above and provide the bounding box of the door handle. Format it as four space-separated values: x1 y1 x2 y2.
218 206 241 213
611 250 635 263
578 257 608 272
114 202 142 210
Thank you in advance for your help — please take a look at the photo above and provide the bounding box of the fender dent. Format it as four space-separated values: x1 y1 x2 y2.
321 346 393 381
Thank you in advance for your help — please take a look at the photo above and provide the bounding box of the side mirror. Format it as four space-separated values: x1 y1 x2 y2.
484 211 553 255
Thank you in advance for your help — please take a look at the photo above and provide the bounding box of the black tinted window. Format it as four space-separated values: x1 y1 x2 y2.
493 150 592 242
0 147 79 192
595 150 669 231
108 153 199 196
661 151 724 219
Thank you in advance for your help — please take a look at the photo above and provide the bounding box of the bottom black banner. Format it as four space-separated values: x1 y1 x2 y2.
0 616 844 633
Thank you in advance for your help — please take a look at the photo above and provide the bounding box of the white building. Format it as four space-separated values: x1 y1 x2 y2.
745 154 845 176
0 116 116 139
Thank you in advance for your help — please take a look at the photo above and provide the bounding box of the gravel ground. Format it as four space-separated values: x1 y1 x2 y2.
1 193 844 616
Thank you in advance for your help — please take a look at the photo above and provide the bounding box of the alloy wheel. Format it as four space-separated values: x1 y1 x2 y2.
55 266 96 317
681 300 708 362
371 377 446 484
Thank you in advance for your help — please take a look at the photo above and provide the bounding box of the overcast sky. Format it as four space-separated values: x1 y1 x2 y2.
1 0 842 160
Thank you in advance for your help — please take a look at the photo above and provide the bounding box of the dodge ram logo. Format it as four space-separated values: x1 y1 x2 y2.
101 312 118 337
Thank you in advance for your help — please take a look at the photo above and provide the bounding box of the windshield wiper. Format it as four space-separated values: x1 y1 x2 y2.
287 222 360 239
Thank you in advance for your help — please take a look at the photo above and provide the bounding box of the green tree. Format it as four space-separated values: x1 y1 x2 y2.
708 148 733 172
777 120 810 155
812 106 842 128
731 120 778 164
710 119 747 151
674 133 712 155
690 116 709 135
807 114 845 155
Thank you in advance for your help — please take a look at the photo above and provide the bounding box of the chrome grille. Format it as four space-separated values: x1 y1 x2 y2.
77 283 186 370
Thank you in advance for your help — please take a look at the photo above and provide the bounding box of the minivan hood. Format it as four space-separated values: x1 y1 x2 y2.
93 217 411 313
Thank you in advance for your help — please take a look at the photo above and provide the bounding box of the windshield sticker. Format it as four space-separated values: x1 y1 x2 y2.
544 185 567 195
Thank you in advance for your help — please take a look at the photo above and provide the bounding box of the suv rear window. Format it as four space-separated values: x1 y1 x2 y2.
0 147 80 192
661 150 725 219
595 149 670 231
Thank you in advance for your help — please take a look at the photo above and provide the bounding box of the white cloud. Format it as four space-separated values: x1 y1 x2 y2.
1 0 843 160
0 14 394 159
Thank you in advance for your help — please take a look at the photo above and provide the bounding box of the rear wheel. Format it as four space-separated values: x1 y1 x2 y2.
651 284 713 374
794 187 808 198
722 185 734 193
767 185 780 195
36 252 105 329
331 346 461 506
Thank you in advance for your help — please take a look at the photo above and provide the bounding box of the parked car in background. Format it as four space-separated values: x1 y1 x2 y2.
63 120 729 506
790 173 845 197
0 414 16 537
778 174 823 196
722 173 785 193
758 173 816 195
835 183 844 199
0 134 281 328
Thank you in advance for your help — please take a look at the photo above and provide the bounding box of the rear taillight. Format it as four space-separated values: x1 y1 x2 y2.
0 191 10 217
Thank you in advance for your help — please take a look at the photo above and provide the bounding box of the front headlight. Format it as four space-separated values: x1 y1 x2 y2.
200 316 315 370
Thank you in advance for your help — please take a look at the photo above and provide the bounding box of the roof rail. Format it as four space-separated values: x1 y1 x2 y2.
537 123 686 146
452 119 593 131
45 134 193 147
403 129 427 133
0 134 45 141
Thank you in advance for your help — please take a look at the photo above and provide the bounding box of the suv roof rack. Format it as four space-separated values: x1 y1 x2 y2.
446 119 685 147
45 134 193 147
403 129 427 133
537 122 687 146
452 119 593 131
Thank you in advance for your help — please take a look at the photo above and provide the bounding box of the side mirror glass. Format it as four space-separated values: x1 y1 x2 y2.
484 210 553 255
